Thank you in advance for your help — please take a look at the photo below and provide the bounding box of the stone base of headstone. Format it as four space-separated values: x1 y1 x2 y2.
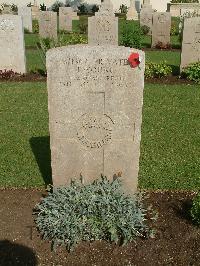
47 45 145 195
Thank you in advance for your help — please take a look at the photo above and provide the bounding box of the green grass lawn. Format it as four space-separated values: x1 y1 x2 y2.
139 83 200 190
0 82 199 190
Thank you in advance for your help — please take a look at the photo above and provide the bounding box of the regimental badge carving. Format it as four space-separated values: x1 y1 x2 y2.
0 19 15 31
141 16 151 24
77 114 114 149
158 14 167 23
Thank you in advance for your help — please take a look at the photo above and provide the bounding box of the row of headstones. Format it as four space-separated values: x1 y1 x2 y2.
0 4 199 74
17 6 79 39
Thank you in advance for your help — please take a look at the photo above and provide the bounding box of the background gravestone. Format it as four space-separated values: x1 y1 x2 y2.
31 5 40 20
152 12 171 48
181 17 200 70
88 0 118 45
0 15 26 73
47 45 145 194
127 0 138 20
39 11 57 40
18 6 32 33
59 7 73 32
142 0 152 9
60 7 79 20
1 6 13 15
140 8 154 35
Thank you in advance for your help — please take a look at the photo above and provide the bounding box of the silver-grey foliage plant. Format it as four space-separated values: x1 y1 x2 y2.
35 176 156 251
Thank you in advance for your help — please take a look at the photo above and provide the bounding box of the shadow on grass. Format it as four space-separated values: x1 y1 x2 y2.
0 240 38 266
30 136 52 186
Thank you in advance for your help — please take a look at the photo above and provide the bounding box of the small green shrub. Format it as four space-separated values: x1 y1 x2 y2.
120 21 142 49
24 27 31 34
32 20 39 34
141 25 150 35
191 193 200 225
170 23 178 36
35 176 156 251
145 61 172 79
181 62 200 83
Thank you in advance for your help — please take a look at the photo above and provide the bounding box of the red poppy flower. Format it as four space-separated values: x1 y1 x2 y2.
128 52 141 68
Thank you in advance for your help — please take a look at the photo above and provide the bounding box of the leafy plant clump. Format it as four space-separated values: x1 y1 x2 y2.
141 25 150 35
35 176 156 251
120 21 142 49
191 193 200 225
145 61 172 79
32 20 39 34
181 62 200 83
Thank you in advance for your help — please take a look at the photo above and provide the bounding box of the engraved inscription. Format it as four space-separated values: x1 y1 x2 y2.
77 114 114 149
0 19 14 31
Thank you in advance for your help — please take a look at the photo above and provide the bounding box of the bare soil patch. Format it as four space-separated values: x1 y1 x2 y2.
0 189 199 266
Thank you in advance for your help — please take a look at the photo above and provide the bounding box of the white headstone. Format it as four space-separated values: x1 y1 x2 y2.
47 45 145 194
18 6 33 33
181 17 200 70
59 7 73 32
127 0 138 21
39 11 57 40
88 0 118 45
152 12 171 48
0 15 26 73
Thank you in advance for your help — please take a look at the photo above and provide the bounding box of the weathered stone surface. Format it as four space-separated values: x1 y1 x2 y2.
140 8 154 35
88 0 118 45
39 11 57 39
59 7 73 31
47 45 145 194
60 7 79 20
152 12 171 48
127 0 138 21
31 5 40 20
18 6 32 32
0 15 26 73
181 17 200 70
141 0 153 10
169 3 200 17
1 6 13 15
